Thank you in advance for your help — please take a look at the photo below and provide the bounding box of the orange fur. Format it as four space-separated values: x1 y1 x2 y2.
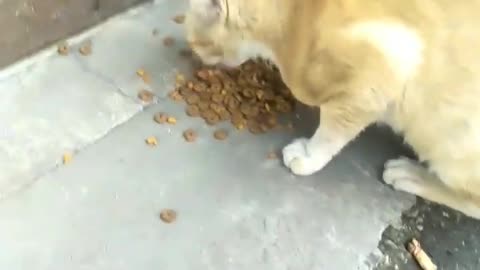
185 0 480 219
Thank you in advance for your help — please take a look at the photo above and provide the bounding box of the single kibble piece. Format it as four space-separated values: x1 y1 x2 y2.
79 42 92 56
62 153 73 164
136 68 151 84
163 36 175 47
169 90 183 101
57 42 69 55
136 69 146 77
138 89 154 103
145 136 158 146
186 105 200 117
183 129 197 142
159 209 177 223
167 116 177 124
152 28 159 36
153 112 168 124
267 151 278 160
172 14 185 24
213 129 228 140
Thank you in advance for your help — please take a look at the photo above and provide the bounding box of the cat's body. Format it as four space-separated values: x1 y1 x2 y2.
185 0 480 219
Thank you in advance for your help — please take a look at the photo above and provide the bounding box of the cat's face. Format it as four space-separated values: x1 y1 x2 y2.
185 0 269 67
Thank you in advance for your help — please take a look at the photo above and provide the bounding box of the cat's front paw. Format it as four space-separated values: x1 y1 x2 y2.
282 138 329 176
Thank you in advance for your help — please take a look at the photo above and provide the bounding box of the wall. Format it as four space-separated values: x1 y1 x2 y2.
0 0 150 69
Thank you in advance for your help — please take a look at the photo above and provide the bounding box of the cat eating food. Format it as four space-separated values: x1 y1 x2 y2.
185 0 480 219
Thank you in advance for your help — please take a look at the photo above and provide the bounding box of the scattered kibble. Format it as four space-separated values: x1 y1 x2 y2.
62 153 73 164
138 89 154 103
173 59 295 135
145 136 158 146
136 68 151 84
166 116 177 124
172 14 185 24
153 112 168 124
79 41 92 56
267 151 278 160
213 129 228 140
159 209 177 223
57 42 69 55
183 129 197 142
163 36 175 47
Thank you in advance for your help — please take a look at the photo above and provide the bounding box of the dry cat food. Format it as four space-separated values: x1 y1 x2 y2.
166 116 177 124
168 90 183 101
145 136 158 146
62 153 73 164
136 68 151 84
79 41 92 56
159 209 177 223
154 112 168 124
173 59 295 134
183 129 197 142
57 42 69 55
163 36 175 47
267 151 278 160
213 129 228 140
172 14 185 24
138 89 154 103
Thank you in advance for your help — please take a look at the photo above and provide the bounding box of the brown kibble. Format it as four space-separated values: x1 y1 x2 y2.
192 82 207 92
213 129 228 140
205 114 220 125
186 105 200 117
183 129 197 142
57 42 69 55
145 136 158 146
138 89 154 103
196 69 211 80
154 112 168 124
169 59 295 132
159 209 177 223
211 93 224 103
198 101 210 112
163 36 175 47
169 90 183 101
136 68 146 77
175 73 186 85
62 153 73 164
267 151 278 160
185 93 200 105
79 42 92 56
172 14 185 24
167 116 177 124
136 68 151 84
247 120 263 134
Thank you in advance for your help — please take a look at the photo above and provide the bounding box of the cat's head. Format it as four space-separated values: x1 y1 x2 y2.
185 0 273 67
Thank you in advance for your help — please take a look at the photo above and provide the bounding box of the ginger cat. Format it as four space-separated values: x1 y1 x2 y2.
185 0 480 219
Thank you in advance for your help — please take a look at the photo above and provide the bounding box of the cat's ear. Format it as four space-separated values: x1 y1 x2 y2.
189 0 223 24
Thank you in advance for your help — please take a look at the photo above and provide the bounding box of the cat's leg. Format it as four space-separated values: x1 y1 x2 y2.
383 157 480 219
283 96 378 176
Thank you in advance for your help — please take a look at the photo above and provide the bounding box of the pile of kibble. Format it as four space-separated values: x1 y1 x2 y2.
170 59 296 134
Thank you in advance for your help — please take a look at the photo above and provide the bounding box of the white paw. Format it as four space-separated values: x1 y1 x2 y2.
282 138 330 176
383 157 429 195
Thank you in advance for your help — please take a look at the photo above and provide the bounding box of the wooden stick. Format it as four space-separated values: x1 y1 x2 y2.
407 238 438 270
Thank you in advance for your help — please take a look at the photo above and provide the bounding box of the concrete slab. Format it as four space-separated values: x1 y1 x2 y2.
0 103 414 270
0 0 434 269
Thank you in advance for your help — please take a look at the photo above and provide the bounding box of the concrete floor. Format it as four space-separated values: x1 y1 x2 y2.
1 1 479 269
